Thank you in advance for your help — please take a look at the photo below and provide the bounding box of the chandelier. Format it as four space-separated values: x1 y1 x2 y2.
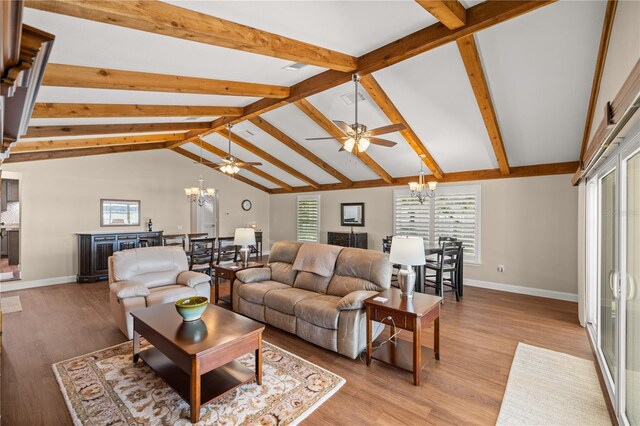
185 176 215 206
408 155 437 204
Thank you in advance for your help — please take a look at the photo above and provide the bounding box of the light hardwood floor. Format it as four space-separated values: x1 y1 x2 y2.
1 281 592 425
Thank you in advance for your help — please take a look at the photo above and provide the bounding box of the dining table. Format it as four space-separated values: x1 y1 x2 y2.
414 244 464 297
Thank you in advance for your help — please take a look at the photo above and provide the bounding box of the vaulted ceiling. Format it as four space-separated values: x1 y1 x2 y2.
10 0 608 193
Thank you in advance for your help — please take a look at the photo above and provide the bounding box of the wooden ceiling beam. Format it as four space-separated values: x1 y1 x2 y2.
248 116 353 185
43 64 290 99
172 147 270 193
579 0 618 160
4 141 172 163
294 99 395 184
456 34 510 175
23 122 210 138
270 161 579 194
359 74 444 179
214 129 321 189
191 137 293 191
416 1 466 30
25 0 357 72
12 133 184 152
32 103 243 118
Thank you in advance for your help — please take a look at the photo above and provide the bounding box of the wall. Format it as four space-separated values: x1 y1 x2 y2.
270 174 579 297
1 149 269 284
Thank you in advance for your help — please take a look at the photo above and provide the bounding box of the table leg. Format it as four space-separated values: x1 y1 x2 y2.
229 271 236 305
366 306 372 366
413 319 422 386
255 337 263 385
214 272 220 304
458 251 464 297
190 360 201 423
133 330 140 363
414 265 425 293
434 316 440 361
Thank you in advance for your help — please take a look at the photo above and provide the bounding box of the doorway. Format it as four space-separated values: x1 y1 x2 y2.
0 171 21 282
190 194 218 238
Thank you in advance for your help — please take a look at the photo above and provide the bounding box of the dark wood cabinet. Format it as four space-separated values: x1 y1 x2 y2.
327 232 368 249
77 231 163 282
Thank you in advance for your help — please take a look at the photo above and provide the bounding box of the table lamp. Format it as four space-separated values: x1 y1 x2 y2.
389 236 426 298
234 228 256 265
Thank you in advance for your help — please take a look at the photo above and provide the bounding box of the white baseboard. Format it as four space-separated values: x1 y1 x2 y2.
465 278 578 302
1 275 76 292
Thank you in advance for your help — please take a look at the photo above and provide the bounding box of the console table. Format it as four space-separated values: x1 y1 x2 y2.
77 231 163 282
327 231 368 249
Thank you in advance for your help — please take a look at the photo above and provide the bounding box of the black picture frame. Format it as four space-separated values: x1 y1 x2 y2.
340 202 365 227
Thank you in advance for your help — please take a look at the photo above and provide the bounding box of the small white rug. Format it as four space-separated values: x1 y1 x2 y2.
497 342 611 426
1 295 22 313
0 271 15 281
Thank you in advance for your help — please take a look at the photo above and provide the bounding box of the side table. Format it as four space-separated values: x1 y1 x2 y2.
364 288 442 386
212 261 266 305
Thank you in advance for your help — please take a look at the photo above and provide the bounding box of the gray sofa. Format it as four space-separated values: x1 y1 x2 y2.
233 241 391 358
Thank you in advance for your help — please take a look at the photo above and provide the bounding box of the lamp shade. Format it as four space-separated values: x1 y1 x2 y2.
234 228 256 246
389 236 426 266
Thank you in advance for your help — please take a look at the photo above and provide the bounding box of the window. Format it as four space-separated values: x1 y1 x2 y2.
100 199 140 226
297 195 320 243
393 185 481 263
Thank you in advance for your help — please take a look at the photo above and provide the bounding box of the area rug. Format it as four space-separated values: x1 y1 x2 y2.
53 340 344 425
0 295 22 313
497 342 611 425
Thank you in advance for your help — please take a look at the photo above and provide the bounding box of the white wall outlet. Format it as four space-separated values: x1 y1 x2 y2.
177 225 183 231
497 265 505 273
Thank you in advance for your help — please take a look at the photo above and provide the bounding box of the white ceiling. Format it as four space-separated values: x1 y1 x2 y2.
20 0 607 188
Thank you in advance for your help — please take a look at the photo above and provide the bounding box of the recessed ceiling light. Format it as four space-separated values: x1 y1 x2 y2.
183 117 199 121
341 91 366 106
283 62 307 71
244 130 254 137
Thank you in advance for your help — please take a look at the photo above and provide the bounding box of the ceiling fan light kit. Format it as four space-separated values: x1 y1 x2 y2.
217 124 262 175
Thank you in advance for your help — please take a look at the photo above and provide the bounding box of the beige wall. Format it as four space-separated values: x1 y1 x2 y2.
2 149 269 283
270 174 579 295
588 0 640 142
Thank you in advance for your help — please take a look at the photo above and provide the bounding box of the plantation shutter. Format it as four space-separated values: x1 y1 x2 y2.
434 191 478 262
393 191 430 243
297 195 320 243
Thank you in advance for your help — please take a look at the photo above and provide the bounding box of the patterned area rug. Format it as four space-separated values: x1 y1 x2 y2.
497 342 611 425
1 295 22 313
53 340 344 425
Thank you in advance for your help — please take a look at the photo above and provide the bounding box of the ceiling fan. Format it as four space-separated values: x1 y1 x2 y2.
306 74 405 154
193 124 262 175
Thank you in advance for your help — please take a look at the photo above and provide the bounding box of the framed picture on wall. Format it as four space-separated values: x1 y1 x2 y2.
340 202 365 227
100 199 140 226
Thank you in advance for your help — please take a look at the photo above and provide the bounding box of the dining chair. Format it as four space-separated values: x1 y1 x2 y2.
188 237 215 276
216 238 239 265
382 235 400 288
424 241 463 302
438 236 458 244
162 233 186 250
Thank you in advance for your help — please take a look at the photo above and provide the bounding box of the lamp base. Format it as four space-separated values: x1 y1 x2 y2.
397 267 415 298
239 247 251 265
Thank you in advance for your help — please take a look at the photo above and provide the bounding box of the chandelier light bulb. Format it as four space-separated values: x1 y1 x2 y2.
357 137 370 152
344 138 355 153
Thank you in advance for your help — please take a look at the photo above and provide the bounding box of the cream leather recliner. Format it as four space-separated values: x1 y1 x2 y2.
108 246 211 339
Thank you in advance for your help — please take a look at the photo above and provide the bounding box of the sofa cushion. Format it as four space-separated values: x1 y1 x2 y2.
292 243 342 277
145 285 196 306
237 280 290 304
337 290 380 310
294 295 342 330
177 271 210 287
130 271 182 289
268 241 303 264
264 288 319 315
110 280 150 299
293 271 332 294
270 262 297 286
112 246 188 281
327 248 392 296
236 267 271 283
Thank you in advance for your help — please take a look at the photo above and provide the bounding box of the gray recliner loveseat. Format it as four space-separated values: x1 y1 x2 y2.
233 241 391 358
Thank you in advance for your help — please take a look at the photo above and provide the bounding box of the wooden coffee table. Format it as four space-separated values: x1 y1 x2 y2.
212 261 266 305
131 303 265 423
364 288 442 386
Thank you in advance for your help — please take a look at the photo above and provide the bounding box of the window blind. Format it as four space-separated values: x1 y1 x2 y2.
297 195 320 243
393 192 430 243
434 192 478 260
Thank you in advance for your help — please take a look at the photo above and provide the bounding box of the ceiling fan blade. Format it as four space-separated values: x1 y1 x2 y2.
366 123 406 136
369 137 397 147
221 158 232 163
333 120 355 135
235 162 262 167
338 146 346 152
306 137 338 141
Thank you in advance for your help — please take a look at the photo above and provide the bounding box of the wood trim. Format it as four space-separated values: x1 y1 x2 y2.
25 0 357 72
191 137 293 191
172 147 270 193
579 0 618 160
204 1 555 135
4 141 172 163
456 34 510 174
1 0 23 74
12 133 185 152
23 122 210 138
248 116 353 185
359 75 444 179
32 103 243 118
269 161 579 194
416 1 466 30
43 64 290 99
293 99 395 184
214 129 321 189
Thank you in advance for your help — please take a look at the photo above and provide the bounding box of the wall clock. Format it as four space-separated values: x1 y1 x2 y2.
241 199 252 211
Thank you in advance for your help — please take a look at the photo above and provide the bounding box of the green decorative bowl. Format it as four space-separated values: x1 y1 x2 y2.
175 296 209 322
